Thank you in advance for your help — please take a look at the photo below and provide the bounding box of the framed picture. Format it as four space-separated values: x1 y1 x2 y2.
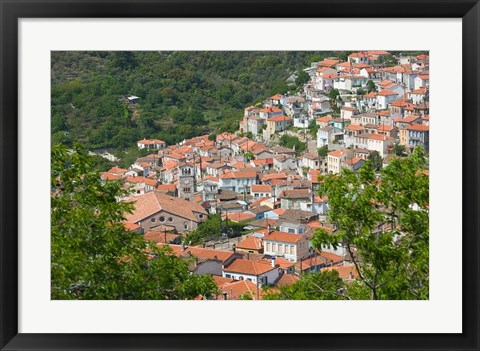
1 0 478 350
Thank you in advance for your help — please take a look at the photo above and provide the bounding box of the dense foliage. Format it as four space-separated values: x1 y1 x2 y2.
52 51 330 151
263 270 346 300
278 134 306 153
184 214 245 245
312 148 429 300
51 144 218 299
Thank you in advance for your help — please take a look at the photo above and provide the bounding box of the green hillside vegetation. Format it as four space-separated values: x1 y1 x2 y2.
52 51 335 152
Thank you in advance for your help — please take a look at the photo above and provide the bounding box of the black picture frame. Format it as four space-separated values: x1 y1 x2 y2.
1 1 478 350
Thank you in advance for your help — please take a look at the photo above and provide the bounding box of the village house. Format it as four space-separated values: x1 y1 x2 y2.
137 139 166 150
327 149 354 174
317 125 343 148
265 115 294 135
406 124 430 153
273 154 297 172
262 231 311 262
124 192 208 233
218 170 258 193
124 176 157 196
278 189 312 210
222 258 281 286
236 236 263 254
259 106 283 119
301 153 320 171
414 74 429 90
408 87 428 104
376 90 400 109
353 133 394 157
251 184 273 198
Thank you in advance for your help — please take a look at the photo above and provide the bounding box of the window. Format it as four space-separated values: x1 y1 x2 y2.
198 214 204 219
159 216 165 222
225 274 231 278
266 242 271 251
184 223 188 230
168 217 173 222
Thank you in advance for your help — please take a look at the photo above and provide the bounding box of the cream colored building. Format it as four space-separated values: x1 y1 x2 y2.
327 149 354 174
262 231 310 262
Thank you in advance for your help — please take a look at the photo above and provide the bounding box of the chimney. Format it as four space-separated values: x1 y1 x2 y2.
271 256 276 268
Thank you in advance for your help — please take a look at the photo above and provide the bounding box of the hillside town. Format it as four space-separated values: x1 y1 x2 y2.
100 51 429 300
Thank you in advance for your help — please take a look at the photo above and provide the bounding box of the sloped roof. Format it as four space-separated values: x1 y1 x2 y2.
125 192 207 223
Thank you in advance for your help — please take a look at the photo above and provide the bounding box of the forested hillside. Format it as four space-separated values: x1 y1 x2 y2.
51 51 329 152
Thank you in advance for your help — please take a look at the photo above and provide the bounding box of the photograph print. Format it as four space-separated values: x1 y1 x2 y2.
51 50 429 300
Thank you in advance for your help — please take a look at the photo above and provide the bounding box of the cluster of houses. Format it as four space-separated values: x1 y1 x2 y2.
100 51 429 299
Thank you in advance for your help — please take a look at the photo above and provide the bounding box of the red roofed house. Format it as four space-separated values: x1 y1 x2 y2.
251 184 273 198
376 89 400 109
406 124 429 153
137 139 166 150
327 149 354 174
222 258 281 286
236 236 263 254
278 189 312 210
266 115 294 135
219 170 258 193
124 176 158 195
124 192 208 233
408 87 428 104
259 106 283 119
263 231 311 262
353 133 394 157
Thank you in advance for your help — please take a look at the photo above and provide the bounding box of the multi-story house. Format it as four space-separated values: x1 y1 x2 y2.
124 192 208 233
218 170 258 193
222 258 280 286
406 124 430 153
263 231 311 262
278 189 311 210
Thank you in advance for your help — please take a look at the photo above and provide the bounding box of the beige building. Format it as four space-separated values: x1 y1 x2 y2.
262 231 310 262
327 149 354 174
265 115 294 134
124 191 207 233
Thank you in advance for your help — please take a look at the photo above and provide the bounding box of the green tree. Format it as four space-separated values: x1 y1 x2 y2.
308 119 319 138
51 144 218 300
263 270 347 300
317 145 329 158
327 88 340 100
312 148 429 300
367 80 377 93
394 143 406 156
295 70 310 87
244 152 254 160
356 88 367 96
368 150 383 171
279 134 306 153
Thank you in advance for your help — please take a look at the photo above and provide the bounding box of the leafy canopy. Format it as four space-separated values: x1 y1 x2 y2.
312 148 429 300
51 143 217 299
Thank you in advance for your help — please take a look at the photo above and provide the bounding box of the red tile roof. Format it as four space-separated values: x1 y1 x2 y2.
378 89 397 96
251 184 272 193
220 170 258 179
268 115 294 122
263 231 306 244
237 236 263 251
125 192 207 223
224 259 276 276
